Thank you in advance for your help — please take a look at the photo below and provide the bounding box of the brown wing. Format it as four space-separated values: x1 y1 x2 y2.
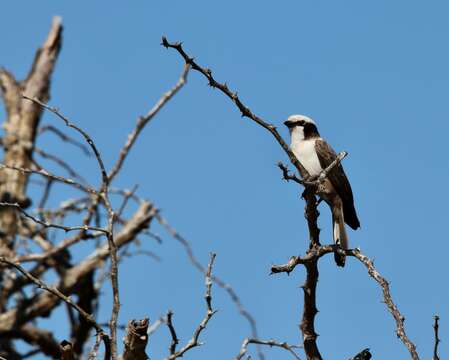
315 139 360 229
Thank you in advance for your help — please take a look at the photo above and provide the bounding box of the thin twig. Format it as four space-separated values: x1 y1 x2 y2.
23 96 109 186
115 185 138 220
39 124 91 156
0 163 97 195
157 214 264 359
36 178 53 219
164 253 217 360
236 338 302 360
0 202 107 235
433 315 440 360
351 249 420 360
108 63 190 182
34 147 87 183
0 256 103 334
23 95 121 358
147 316 166 337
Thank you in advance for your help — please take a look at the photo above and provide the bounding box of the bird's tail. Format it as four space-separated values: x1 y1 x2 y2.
332 203 348 267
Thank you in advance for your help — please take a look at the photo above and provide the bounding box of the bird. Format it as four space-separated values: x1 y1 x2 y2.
284 114 360 267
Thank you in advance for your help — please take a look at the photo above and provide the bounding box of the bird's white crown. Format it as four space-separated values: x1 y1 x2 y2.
287 114 316 125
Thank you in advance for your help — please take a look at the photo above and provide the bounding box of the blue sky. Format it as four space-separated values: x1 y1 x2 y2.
1 1 448 359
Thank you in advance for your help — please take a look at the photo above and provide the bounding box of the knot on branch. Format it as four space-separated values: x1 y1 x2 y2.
122 318 150 360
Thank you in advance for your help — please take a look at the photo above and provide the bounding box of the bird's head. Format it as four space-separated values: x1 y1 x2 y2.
284 114 319 139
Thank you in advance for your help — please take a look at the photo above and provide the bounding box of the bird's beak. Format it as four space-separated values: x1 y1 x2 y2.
284 120 295 128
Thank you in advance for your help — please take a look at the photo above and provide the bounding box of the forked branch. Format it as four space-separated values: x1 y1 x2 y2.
235 338 302 360
164 253 217 360
272 247 420 360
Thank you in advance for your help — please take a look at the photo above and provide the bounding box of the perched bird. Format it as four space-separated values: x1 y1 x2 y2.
284 114 360 266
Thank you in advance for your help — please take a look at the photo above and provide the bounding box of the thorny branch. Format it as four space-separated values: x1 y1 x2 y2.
162 37 326 359
278 151 348 187
162 36 426 360
271 247 420 360
161 36 310 179
0 20 434 360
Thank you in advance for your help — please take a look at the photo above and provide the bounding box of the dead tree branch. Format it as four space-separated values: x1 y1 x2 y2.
38 124 91 156
120 318 150 360
60 340 74 360
278 151 348 187
161 36 310 179
0 200 154 352
272 247 420 360
0 256 104 334
0 202 107 235
157 214 265 359
108 63 190 182
34 147 88 183
0 163 97 195
22 95 121 358
300 256 322 360
3 325 61 359
164 253 217 360
0 16 62 257
235 338 302 360
350 249 419 360
166 311 179 356
433 315 440 360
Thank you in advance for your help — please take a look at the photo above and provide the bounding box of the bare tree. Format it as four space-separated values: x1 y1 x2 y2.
0 17 441 360
0 17 261 360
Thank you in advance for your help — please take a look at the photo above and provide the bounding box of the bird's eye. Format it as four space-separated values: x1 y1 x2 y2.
299 120 305 126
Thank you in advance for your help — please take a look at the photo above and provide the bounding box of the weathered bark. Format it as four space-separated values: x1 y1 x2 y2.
3 325 61 359
71 271 97 356
121 318 150 360
0 17 62 357
60 340 74 360
300 258 322 360
0 16 62 256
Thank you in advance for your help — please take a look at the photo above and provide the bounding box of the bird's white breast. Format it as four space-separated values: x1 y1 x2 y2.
291 138 323 176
